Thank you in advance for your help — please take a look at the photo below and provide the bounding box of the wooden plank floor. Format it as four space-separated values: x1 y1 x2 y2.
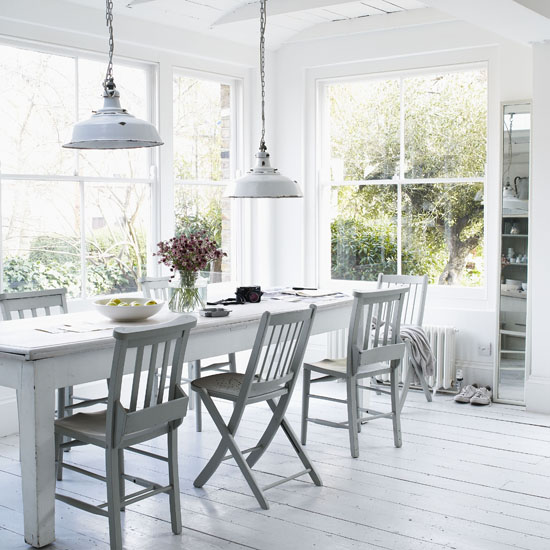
0 383 549 550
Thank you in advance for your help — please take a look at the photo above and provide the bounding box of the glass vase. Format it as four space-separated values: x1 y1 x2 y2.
169 271 206 313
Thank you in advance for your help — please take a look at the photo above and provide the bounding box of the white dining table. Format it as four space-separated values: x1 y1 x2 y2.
0 294 352 548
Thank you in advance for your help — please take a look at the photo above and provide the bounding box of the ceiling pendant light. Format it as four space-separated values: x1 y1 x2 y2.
63 0 163 150
227 0 302 198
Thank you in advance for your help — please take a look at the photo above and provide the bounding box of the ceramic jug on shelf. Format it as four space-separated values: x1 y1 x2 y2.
514 176 529 200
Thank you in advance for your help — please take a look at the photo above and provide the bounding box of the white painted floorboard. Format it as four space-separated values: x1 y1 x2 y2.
0 383 549 550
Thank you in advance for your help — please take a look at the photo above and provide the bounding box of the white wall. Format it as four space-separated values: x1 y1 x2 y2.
525 42 550 413
269 17 532 388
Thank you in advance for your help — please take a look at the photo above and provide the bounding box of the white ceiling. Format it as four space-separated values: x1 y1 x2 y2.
64 0 427 48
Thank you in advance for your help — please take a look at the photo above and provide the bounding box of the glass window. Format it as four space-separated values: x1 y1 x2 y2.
173 72 234 282
85 183 151 296
2 181 82 296
323 66 487 286
0 41 157 297
0 43 75 175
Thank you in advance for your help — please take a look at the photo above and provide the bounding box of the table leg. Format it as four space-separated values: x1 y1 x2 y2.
18 362 56 548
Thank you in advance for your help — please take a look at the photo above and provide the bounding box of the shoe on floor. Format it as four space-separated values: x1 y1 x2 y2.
454 383 479 403
470 385 492 406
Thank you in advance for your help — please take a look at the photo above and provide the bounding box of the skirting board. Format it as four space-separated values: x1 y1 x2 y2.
455 360 493 387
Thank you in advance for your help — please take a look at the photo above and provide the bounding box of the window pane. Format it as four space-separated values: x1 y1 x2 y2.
404 69 487 179
331 184 398 281
0 44 75 175
173 75 232 181
85 183 150 296
401 182 484 286
327 79 400 181
2 181 82 296
174 183 231 282
78 58 150 178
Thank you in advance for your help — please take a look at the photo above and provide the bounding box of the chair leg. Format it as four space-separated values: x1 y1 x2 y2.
346 376 360 458
301 368 311 445
390 365 402 448
264 398 322 487
193 388 245 489
193 361 202 432
399 359 415 413
55 432 63 481
356 379 363 433
106 447 123 550
413 361 433 403
118 449 125 511
187 363 194 411
57 387 65 420
167 429 182 535
228 352 237 373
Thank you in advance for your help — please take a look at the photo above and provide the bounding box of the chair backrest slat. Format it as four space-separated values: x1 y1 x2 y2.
157 340 172 404
242 306 316 399
143 343 159 408
348 287 409 374
0 288 68 320
376 274 428 327
106 316 196 446
140 277 171 302
129 346 145 412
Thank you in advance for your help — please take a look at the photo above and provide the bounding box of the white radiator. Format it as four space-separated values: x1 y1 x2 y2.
327 325 457 392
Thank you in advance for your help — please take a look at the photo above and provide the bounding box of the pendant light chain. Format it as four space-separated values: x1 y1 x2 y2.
259 0 267 152
103 0 116 96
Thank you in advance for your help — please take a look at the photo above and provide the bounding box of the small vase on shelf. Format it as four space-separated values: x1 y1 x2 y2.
169 270 205 313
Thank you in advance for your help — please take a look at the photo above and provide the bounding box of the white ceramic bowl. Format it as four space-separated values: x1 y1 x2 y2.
94 297 164 322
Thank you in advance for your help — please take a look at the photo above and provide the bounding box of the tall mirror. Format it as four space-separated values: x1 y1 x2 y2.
496 101 531 403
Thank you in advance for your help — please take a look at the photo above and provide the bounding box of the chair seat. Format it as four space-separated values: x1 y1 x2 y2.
304 358 392 377
192 372 286 401
55 410 109 447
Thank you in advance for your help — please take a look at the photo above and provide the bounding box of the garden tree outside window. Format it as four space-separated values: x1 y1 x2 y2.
173 71 234 283
0 41 153 297
322 66 487 286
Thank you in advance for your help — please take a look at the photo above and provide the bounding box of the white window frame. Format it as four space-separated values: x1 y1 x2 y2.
171 66 244 285
0 36 160 298
316 61 491 301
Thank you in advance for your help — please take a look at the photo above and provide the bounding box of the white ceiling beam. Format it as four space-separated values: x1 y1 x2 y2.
213 0 363 26
421 0 550 44
287 8 453 44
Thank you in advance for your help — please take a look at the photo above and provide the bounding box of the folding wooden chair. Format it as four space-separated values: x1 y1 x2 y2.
376 273 432 408
54 315 196 550
301 287 408 458
192 304 321 510
141 275 237 431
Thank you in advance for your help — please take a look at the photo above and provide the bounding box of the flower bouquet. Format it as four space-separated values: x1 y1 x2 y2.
155 232 226 312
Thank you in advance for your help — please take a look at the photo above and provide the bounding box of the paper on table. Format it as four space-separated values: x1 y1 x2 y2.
35 321 115 334
281 289 342 298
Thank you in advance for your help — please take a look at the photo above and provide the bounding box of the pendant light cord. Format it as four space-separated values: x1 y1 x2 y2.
103 0 116 96
259 0 267 152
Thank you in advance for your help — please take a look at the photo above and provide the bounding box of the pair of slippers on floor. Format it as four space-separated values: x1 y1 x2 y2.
454 383 492 405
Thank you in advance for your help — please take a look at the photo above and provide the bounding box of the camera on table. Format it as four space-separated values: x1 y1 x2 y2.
235 286 263 304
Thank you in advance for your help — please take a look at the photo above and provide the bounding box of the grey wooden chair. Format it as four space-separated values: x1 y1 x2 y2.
192 304 321 510
301 287 408 458
141 275 237 432
54 315 196 550
376 273 431 408
0 289 107 438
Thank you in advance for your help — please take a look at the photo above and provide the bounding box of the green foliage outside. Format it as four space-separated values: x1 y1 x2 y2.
328 69 487 286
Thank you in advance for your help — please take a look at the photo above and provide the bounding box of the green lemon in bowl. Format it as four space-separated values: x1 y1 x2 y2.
111 298 121 305
145 300 157 306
